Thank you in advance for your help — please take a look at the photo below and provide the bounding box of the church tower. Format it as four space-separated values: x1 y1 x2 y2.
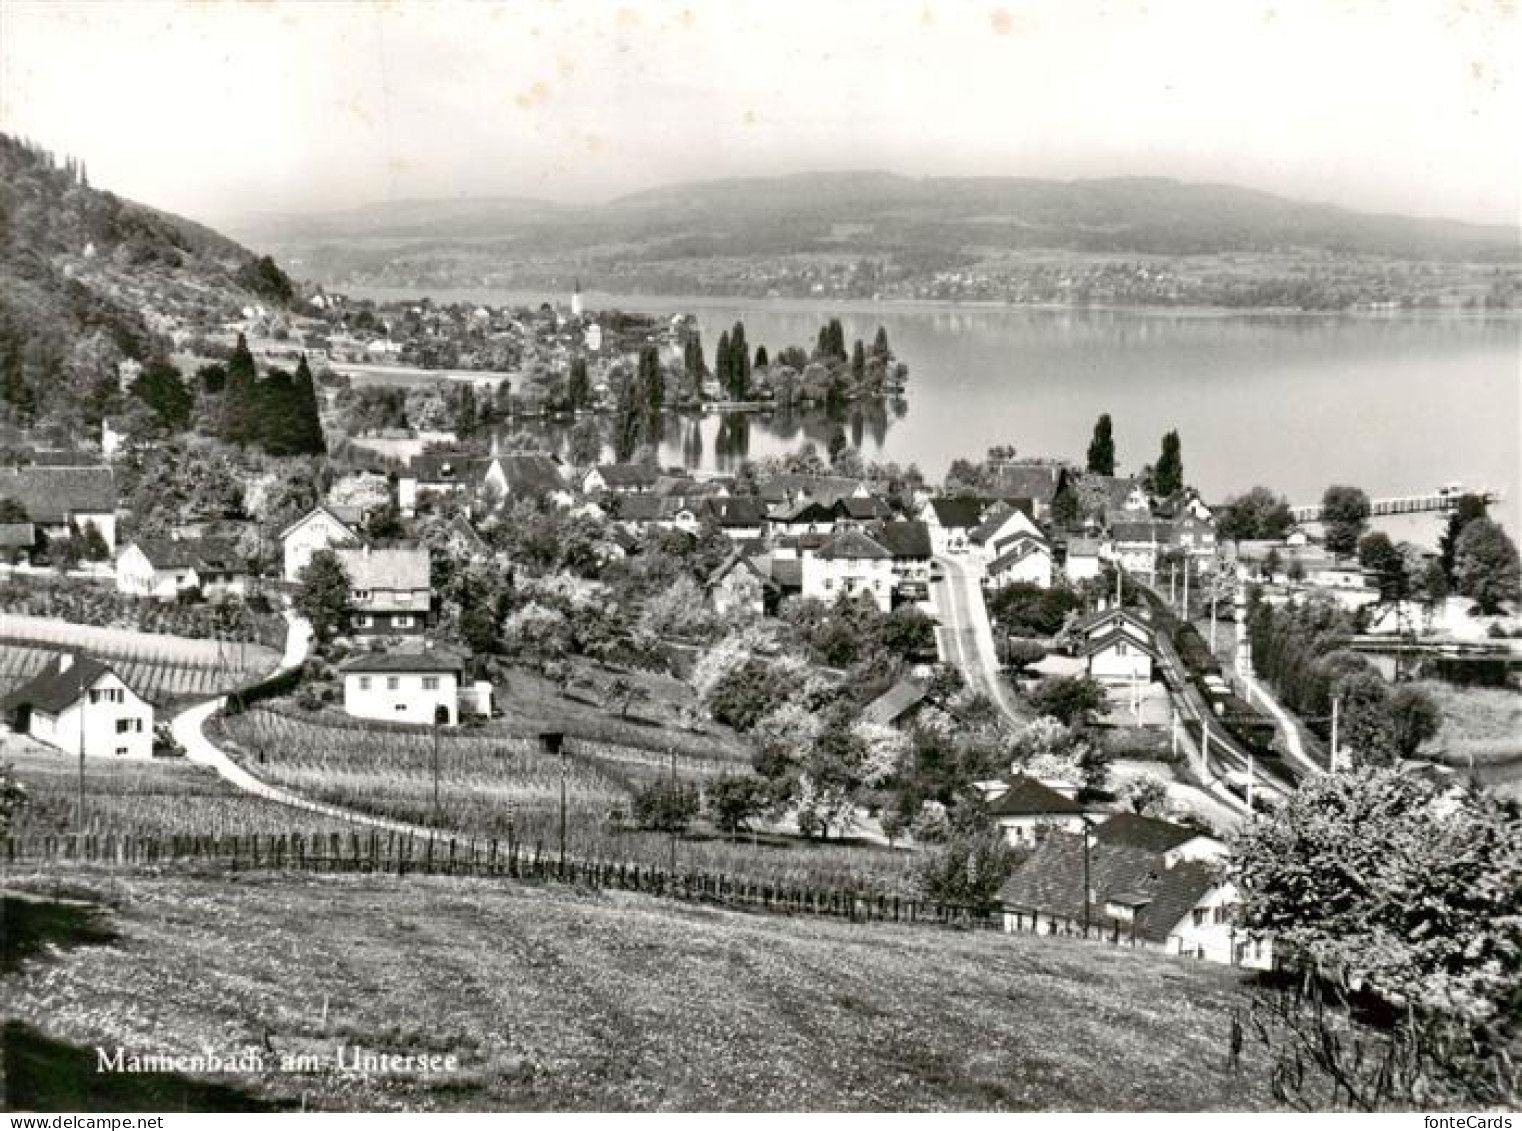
571 278 583 319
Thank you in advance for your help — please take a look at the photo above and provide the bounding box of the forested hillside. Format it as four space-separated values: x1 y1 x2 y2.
0 134 295 432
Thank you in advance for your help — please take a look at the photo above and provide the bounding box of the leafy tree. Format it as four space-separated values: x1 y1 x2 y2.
1331 669 1397 766
1217 486 1295 543
1121 773 1170 815
566 356 590 411
917 827 1023 906
0 762 28 834
1452 518 1521 614
1439 494 1489 582
1232 768 1521 1109
1153 429 1183 497
500 602 573 671
294 548 352 643
706 775 768 837
1004 638 1047 674
1086 413 1115 476
220 333 259 445
1027 675 1106 728
235 255 294 303
1387 684 1442 758
631 780 700 834
753 344 768 371
567 417 603 467
603 676 650 719
1321 484 1370 556
1358 532 1409 602
130 361 193 432
1050 478 1081 528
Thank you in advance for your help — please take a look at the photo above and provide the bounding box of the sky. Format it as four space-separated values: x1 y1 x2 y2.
1 0 1518 227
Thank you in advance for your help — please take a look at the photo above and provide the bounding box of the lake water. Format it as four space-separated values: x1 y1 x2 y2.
354 288 1521 539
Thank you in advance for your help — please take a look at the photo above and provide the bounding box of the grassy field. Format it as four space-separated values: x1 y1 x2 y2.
1415 680 1522 762
211 706 921 895
1 870 1280 1111
2 740 359 839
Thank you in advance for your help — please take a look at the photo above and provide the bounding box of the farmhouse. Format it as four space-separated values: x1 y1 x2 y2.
116 537 251 599
702 496 769 541
281 504 362 583
0 465 118 554
985 773 1092 848
1090 812 1227 867
801 529 895 611
339 652 478 726
969 502 1042 561
872 519 934 601
996 831 1271 968
985 462 1068 520
2 654 153 758
336 544 432 637
582 463 659 495
918 497 983 555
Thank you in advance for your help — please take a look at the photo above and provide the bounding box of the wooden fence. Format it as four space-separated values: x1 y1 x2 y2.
4 831 997 931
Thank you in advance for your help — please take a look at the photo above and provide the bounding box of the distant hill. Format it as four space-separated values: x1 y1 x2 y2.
0 133 294 427
233 170 1519 262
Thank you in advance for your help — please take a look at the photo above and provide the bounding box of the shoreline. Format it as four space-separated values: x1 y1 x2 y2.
343 285 1522 323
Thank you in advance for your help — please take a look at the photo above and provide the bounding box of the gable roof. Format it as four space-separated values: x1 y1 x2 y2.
1091 813 1208 854
589 463 660 488
1082 627 1160 660
340 651 464 674
279 504 362 542
988 536 1052 574
770 558 803 590
409 450 490 484
1110 519 1178 545
872 520 933 560
1076 605 1153 637
2 655 139 714
986 774 1086 817
995 832 1220 943
927 497 984 530
988 464 1066 504
488 454 566 499
1066 536 1104 558
0 466 115 522
704 496 768 527
970 502 1041 546
336 545 431 591
1089 475 1148 513
816 529 891 561
706 551 776 592
860 679 929 726
127 537 245 573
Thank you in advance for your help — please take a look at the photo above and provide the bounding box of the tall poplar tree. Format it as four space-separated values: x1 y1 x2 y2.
1086 413 1115 476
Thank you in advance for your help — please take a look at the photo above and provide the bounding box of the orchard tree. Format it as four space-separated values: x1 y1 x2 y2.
1439 494 1489 582
1321 484 1370 556
1217 486 1295 543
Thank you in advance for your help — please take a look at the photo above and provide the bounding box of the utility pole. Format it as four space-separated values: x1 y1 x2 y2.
1330 696 1340 773
432 708 442 826
1181 557 1190 623
1209 581 1219 652
1170 706 1180 759
668 745 677 874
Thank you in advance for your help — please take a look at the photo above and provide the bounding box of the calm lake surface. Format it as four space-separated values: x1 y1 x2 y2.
356 288 1521 538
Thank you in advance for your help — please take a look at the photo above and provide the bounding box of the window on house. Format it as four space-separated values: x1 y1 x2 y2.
386 676 400 690
395 615 414 628
358 676 371 691
422 677 439 690
357 615 373 628
1192 908 1208 927
116 718 132 734
1214 906 1231 925
116 747 128 757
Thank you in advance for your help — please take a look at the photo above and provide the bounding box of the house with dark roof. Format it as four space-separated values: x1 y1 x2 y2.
802 529 895 610
115 537 252 600
703 496 768 540
0 466 118 553
339 650 480 725
872 519 934 599
985 462 1069 518
984 774 1094 847
1106 519 1180 578
280 504 362 582
996 830 1270 967
1077 604 1159 683
969 502 1043 558
397 450 489 515
335 544 432 637
2 654 153 758
918 496 985 555
1090 813 1226 867
482 453 571 507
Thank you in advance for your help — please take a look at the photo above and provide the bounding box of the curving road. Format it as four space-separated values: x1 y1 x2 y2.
169 609 434 836
930 554 1024 724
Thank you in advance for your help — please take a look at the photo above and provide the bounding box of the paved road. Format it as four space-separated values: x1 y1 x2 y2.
930 554 1024 724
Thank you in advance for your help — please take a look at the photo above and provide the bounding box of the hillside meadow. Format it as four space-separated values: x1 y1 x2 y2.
3 869 1280 1112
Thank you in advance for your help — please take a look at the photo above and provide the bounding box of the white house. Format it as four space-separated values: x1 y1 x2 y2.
969 503 1043 562
983 534 1054 590
1083 626 1158 684
280 504 362 583
986 774 1093 848
996 831 1271 969
705 552 775 617
1064 537 1105 583
340 652 470 726
2 654 153 758
802 529 895 611
918 497 984 555
116 537 251 599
